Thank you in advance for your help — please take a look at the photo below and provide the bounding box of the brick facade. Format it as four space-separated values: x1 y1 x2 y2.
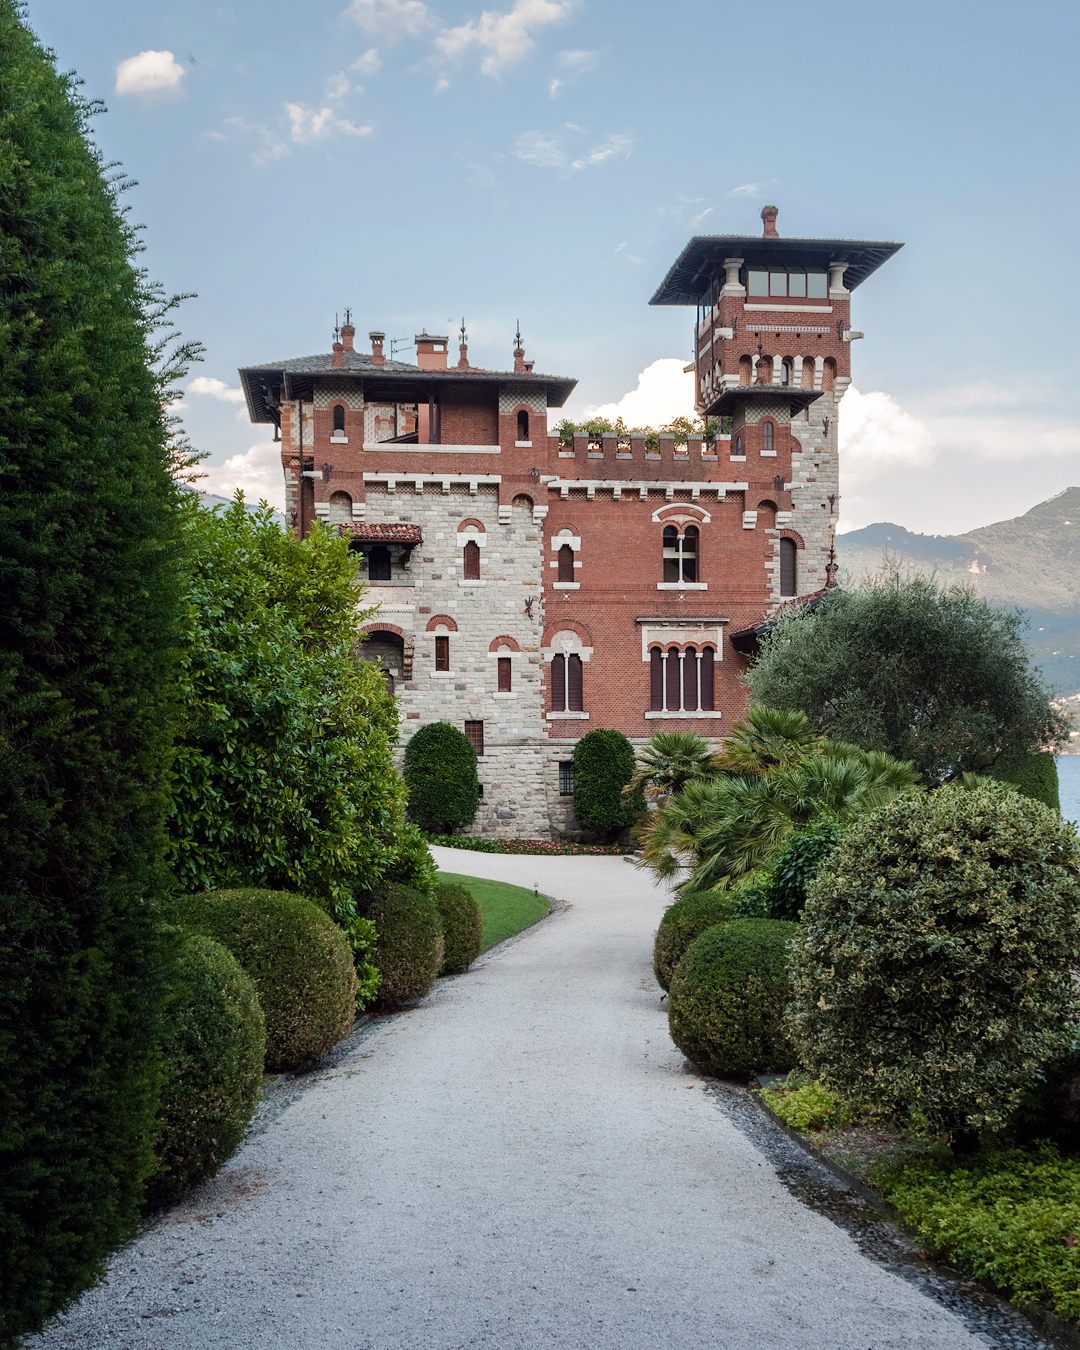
240 208 901 837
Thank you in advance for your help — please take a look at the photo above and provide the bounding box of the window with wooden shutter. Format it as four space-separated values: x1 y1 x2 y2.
700 647 715 711
682 645 699 711
665 646 680 712
434 635 449 671
497 656 512 692
557 544 574 582
551 654 566 711
779 538 797 598
682 525 699 582
649 647 664 711
567 654 583 712
367 545 391 582
463 539 480 580
464 720 484 757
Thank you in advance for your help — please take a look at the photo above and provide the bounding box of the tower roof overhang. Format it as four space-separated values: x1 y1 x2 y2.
706 384 823 418
650 235 904 306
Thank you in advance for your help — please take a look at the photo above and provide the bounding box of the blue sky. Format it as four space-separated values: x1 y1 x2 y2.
29 0 1080 533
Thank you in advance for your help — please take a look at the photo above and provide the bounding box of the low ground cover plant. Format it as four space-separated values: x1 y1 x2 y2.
874 1145 1080 1324
789 782 1080 1141
365 884 444 1008
181 890 357 1072
668 919 799 1077
434 883 483 974
759 1077 850 1134
428 834 626 856
147 936 266 1207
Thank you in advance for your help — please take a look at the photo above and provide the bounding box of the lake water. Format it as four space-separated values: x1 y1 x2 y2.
1059 756 1080 828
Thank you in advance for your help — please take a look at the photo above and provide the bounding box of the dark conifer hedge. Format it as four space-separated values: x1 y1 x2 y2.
0 6 181 1340
403 721 479 832
572 729 643 839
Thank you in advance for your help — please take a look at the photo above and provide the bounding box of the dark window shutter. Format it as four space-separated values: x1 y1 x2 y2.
779 538 797 597
551 654 566 712
700 647 715 711
649 647 664 711
368 545 391 581
497 656 512 692
557 544 574 582
464 540 480 580
683 646 699 711
567 654 583 712
665 646 681 711
435 635 449 671
682 525 699 583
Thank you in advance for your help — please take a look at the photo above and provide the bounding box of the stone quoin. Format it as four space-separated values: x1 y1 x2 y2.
239 208 902 837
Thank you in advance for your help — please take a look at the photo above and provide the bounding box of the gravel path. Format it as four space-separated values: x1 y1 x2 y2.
32 850 1051 1349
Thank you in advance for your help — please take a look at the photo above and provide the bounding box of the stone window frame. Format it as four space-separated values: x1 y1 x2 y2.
549 526 582 591
542 626 592 721
426 615 458 679
488 635 521 700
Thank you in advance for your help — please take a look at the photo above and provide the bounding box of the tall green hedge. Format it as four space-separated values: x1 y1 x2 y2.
0 6 181 1340
403 721 479 833
572 729 643 839
988 750 1060 813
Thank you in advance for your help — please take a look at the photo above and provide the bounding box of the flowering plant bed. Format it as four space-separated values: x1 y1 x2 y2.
426 834 628 857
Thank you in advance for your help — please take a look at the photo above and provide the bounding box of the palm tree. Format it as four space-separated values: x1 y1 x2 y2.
627 731 715 801
713 705 821 776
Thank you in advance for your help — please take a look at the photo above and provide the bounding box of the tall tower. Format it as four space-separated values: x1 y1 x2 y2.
650 205 901 598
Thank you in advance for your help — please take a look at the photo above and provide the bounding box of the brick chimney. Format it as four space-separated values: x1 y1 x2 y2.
761 204 779 238
332 337 345 370
513 321 526 375
340 315 356 352
415 332 448 370
754 354 771 384
369 330 385 366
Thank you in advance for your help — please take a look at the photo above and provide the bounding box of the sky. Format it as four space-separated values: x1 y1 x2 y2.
28 0 1080 535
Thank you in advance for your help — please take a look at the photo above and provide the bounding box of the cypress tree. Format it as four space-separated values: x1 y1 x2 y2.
0 5 181 1339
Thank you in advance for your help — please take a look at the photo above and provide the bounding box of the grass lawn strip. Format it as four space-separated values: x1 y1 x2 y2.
437 871 549 952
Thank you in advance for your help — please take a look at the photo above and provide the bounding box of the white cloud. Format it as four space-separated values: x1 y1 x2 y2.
839 386 936 488
285 102 374 143
115 50 185 97
325 70 353 101
728 181 764 198
548 77 563 97
200 442 284 511
352 47 383 74
549 46 596 95
344 0 433 39
434 75 451 93
187 376 245 405
514 124 631 171
580 358 694 427
436 0 575 76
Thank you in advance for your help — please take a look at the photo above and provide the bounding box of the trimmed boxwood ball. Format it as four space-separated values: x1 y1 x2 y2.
668 919 799 1077
653 891 734 992
367 884 445 1007
789 783 1080 1139
181 890 357 1072
435 883 483 974
404 721 479 833
147 936 266 1208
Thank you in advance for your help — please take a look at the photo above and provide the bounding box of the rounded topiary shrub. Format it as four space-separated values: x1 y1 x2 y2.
789 783 1080 1139
653 891 734 992
367 884 444 1007
181 890 357 1072
435 882 483 974
404 722 479 833
767 819 842 921
668 919 799 1077
988 750 1061 813
572 728 644 840
147 935 266 1207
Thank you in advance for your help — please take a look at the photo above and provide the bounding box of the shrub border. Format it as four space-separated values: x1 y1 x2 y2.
426 833 628 857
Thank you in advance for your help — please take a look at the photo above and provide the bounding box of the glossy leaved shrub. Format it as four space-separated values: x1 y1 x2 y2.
403 722 479 833
766 819 843 921
572 728 644 840
668 920 799 1077
181 890 357 1072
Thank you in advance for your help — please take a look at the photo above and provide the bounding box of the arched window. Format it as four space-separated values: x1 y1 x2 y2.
516 409 529 441
738 355 753 386
781 357 793 387
328 490 352 526
434 634 450 671
734 431 744 456
779 538 797 598
332 404 346 435
550 653 583 713
463 539 481 580
648 645 716 713
367 545 391 582
762 421 774 453
557 544 575 582
801 356 816 390
663 523 698 583
823 357 837 392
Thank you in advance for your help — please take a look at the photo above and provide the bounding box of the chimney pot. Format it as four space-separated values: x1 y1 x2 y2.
332 340 345 370
369 330 385 366
761 204 779 238
340 321 356 352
